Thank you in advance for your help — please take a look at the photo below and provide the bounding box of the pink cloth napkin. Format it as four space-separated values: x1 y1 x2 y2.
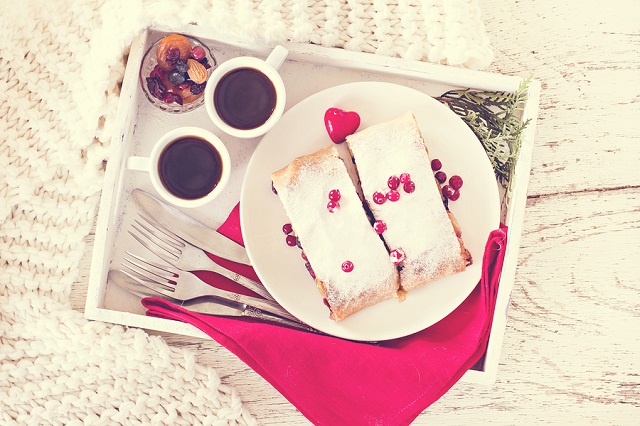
142 204 508 425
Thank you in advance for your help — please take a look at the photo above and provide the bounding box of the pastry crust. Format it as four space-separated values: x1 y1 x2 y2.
346 112 472 292
272 145 400 320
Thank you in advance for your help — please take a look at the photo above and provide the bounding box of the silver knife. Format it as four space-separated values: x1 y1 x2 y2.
132 189 251 265
108 270 315 332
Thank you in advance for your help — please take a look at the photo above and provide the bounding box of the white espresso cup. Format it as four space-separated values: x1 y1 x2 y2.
204 45 288 139
126 127 231 208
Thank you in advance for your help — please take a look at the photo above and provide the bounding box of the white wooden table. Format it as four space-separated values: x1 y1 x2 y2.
75 0 639 423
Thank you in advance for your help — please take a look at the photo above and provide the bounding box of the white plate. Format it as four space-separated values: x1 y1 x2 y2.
240 82 499 341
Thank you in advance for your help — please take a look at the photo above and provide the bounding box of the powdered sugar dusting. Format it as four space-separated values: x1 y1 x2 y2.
272 146 399 319
346 112 468 290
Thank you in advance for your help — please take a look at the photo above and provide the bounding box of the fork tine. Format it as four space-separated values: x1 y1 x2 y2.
129 223 180 264
122 252 179 283
138 214 185 250
118 268 175 298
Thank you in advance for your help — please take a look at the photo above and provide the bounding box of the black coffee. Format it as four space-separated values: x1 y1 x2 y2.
158 136 223 200
214 67 277 130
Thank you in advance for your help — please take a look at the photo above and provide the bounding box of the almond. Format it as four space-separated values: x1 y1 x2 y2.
187 59 208 84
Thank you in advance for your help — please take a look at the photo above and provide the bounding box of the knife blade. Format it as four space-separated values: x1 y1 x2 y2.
132 189 251 265
108 270 315 332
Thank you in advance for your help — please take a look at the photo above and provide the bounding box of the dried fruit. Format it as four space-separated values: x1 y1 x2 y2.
156 34 192 71
162 92 183 105
189 82 206 95
150 65 164 79
175 59 188 74
190 45 206 61
187 59 208 84
165 48 180 68
168 70 186 85
146 75 166 100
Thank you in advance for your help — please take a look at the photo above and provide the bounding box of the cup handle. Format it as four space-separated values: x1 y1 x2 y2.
265 45 288 70
126 156 151 172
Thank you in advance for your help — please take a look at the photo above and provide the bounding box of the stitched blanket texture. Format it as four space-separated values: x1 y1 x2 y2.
0 0 492 423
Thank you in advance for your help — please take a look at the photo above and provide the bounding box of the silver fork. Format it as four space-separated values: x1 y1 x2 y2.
121 252 300 322
128 214 275 301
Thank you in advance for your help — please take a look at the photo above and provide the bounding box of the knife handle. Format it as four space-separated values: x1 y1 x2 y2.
213 265 275 302
243 306 318 333
184 239 276 302
223 289 299 323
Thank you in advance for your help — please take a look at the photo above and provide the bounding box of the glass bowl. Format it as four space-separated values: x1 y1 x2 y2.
139 34 217 114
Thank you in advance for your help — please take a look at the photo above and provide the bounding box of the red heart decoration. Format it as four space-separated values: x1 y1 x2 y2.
324 107 361 144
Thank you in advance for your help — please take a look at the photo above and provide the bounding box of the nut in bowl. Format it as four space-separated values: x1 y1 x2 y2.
139 34 217 113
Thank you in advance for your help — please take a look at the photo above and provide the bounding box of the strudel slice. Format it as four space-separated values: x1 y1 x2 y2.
272 145 400 320
346 112 471 292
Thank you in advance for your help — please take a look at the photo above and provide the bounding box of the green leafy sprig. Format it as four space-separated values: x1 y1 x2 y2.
437 77 531 209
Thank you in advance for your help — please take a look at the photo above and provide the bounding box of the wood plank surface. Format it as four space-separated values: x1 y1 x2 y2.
73 0 640 424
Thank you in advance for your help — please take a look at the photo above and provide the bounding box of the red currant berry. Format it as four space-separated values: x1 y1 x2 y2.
305 262 316 279
301 251 308 261
449 175 463 190
373 192 386 205
341 260 354 273
387 175 400 190
327 200 340 213
373 220 387 234
387 190 400 202
435 171 447 184
399 173 411 184
403 181 416 193
442 185 457 199
431 159 442 171
282 223 293 234
328 189 341 201
389 248 406 264
449 189 461 201
285 235 297 246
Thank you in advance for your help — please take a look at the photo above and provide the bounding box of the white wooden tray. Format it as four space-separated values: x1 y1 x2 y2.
85 24 541 385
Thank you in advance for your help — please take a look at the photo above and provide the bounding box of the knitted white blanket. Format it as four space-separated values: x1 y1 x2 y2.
0 0 492 423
